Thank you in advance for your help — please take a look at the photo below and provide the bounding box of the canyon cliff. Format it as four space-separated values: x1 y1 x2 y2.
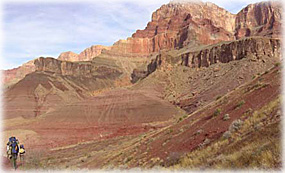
3 1 282 87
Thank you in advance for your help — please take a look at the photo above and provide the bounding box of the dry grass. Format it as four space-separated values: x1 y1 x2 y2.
172 97 281 170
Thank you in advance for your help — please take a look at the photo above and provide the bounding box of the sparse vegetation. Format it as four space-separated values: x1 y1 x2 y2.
124 156 133 164
235 100 245 109
167 128 173 134
223 114 230 121
229 119 243 132
264 70 269 74
172 98 281 170
163 152 181 167
213 108 222 117
244 82 269 93
195 129 203 135
200 138 210 147
275 62 280 67
222 131 231 139
216 95 222 100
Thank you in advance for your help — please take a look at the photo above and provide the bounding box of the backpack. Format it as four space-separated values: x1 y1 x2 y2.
11 142 19 154
9 137 17 144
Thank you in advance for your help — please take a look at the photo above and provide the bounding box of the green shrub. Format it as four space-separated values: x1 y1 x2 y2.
236 100 245 109
213 108 222 117
275 62 281 67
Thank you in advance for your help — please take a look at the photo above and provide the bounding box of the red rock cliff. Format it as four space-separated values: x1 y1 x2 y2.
234 1 282 39
107 2 236 56
105 1 281 57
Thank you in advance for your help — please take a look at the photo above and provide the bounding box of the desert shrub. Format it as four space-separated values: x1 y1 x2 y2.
229 119 244 132
223 114 230 121
222 131 232 139
178 117 183 122
235 100 245 109
164 152 182 167
213 108 222 117
195 129 203 135
199 138 210 148
124 157 133 164
275 62 280 67
167 129 173 134
216 95 222 100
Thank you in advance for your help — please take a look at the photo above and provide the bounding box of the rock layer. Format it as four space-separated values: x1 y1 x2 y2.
106 2 235 57
180 37 281 68
131 37 281 82
35 57 122 78
3 1 282 86
3 60 36 87
235 1 282 39
58 45 111 62
105 1 281 57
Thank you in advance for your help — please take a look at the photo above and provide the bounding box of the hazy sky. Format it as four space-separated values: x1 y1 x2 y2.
1 0 266 70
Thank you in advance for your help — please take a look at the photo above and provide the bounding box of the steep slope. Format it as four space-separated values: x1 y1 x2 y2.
3 60 36 88
2 1 283 170
28 62 281 170
105 2 235 57
131 37 280 113
3 57 123 119
3 1 281 86
235 1 282 39
103 1 281 57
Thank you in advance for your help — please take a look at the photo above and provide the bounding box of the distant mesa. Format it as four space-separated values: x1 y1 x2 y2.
58 45 111 62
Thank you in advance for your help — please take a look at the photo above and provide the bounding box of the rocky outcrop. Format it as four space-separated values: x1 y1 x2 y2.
58 45 111 62
4 1 282 87
131 37 281 82
180 37 280 68
234 1 282 39
58 51 80 62
34 57 122 78
105 2 235 57
105 1 281 57
131 55 162 83
78 45 111 61
3 60 36 87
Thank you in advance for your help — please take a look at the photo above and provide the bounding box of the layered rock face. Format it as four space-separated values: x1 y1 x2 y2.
235 1 282 39
3 1 282 87
35 57 121 78
180 37 281 68
3 60 36 87
57 51 80 62
106 2 235 56
131 37 281 82
58 45 110 61
105 1 281 57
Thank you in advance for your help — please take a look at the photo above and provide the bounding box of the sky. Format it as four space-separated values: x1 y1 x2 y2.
1 0 269 70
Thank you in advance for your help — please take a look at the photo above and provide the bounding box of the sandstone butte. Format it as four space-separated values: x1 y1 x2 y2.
3 1 282 87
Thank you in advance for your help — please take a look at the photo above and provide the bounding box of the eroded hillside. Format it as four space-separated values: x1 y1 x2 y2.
2 0 282 171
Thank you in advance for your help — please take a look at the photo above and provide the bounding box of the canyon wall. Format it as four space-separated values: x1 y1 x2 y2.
131 37 281 82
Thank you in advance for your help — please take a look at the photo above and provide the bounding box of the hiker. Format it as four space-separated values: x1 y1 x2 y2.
7 136 19 169
19 144 26 162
